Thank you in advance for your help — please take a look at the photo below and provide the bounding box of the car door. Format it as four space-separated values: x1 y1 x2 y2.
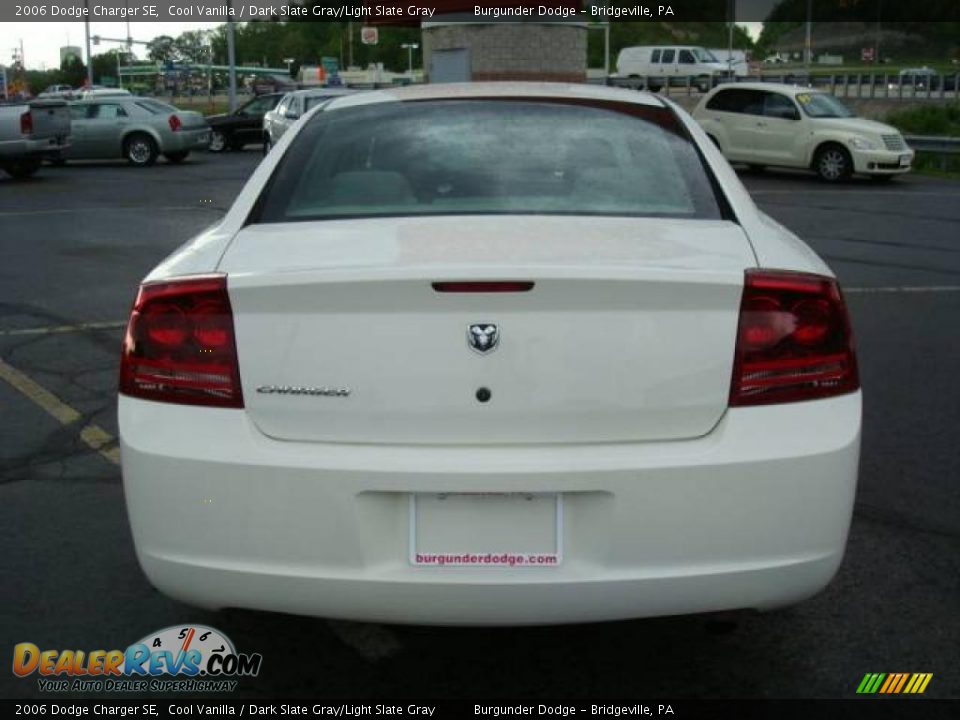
677 49 697 84
755 91 804 165
84 103 129 158
64 103 95 158
236 95 277 144
701 88 765 162
660 48 676 83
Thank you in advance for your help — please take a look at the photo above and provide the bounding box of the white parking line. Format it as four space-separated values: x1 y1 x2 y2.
845 286 960 293
0 321 127 337
326 621 402 662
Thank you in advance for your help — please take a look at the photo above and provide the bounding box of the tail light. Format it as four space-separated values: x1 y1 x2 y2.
20 111 33 135
168 114 182 132
729 269 858 406
119 275 243 408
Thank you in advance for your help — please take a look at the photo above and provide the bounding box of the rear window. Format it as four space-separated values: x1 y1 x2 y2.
136 99 177 114
254 100 723 223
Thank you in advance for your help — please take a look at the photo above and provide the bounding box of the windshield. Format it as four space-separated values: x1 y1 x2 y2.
796 92 856 118
255 100 723 223
694 48 719 63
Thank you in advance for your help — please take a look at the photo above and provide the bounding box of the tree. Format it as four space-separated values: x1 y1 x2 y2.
174 30 212 64
59 55 87 88
147 35 177 64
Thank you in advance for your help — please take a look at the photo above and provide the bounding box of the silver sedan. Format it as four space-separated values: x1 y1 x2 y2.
60 97 210 166
262 88 358 153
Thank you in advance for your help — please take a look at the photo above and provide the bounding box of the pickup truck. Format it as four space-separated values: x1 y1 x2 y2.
0 99 71 179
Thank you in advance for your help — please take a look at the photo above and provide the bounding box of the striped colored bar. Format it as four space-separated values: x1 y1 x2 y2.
857 672 933 694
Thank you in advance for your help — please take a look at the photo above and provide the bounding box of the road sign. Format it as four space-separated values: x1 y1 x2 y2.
862 47 875 62
361 26 379 45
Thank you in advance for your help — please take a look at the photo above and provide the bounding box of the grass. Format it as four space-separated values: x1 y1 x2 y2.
885 104 960 137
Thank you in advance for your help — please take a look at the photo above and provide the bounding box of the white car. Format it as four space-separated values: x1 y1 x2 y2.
119 83 861 626
262 87 358 153
693 82 913 181
616 45 730 91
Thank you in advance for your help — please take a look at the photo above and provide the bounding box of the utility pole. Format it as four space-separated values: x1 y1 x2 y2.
227 0 237 111
875 0 882 65
348 22 354 69
805 0 812 68
84 0 93 86
727 0 734 76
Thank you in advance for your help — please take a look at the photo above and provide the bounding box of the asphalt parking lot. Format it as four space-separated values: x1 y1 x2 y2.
1 152 958 701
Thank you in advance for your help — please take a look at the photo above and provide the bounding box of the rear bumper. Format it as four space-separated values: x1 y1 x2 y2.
0 136 70 160
119 392 861 625
165 128 211 152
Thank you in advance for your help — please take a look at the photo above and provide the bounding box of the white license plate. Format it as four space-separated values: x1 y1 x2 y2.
899 154 911 166
409 493 562 567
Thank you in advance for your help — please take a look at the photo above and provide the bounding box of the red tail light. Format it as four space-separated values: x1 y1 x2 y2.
119 275 243 408
20 111 33 135
729 269 858 406
168 114 182 132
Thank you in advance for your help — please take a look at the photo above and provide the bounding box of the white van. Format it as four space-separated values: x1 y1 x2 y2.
616 46 730 91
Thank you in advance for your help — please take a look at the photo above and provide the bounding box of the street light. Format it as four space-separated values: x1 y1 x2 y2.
401 43 419 76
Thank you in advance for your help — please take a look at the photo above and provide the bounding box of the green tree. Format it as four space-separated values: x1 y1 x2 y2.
147 35 177 64
59 55 87 87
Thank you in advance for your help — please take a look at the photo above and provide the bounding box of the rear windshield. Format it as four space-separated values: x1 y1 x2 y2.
254 100 723 223
136 99 177 114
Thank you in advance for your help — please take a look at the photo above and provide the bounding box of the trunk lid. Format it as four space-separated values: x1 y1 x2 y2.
26 100 71 140
220 216 755 445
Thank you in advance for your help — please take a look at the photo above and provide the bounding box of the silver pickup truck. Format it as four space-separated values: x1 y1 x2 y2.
0 99 71 179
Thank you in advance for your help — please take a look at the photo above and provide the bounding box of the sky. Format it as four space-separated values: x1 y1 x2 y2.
0 20 763 71
1 22 222 70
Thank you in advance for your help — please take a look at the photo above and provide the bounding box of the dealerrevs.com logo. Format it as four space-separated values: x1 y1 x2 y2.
13 625 262 693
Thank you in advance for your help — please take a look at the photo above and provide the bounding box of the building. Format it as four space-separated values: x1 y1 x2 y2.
60 46 83 65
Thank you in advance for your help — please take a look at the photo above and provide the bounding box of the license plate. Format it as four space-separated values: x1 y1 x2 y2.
899 154 911 166
409 493 562 567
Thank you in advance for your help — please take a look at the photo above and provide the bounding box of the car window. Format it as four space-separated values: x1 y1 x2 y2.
255 100 723 224
661 49 676 64
651 49 661 63
705 89 764 114
275 97 291 115
763 93 800 120
93 104 128 119
136 99 177 114
796 92 856 118
241 96 275 115
678 50 695 64
69 104 92 120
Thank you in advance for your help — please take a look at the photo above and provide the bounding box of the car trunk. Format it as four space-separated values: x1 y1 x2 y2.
219 215 755 445
175 110 208 131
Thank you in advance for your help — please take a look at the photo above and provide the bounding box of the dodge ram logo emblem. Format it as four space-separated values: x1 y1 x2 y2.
467 324 500 354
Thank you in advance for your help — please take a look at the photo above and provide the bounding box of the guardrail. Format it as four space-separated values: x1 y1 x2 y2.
904 135 960 170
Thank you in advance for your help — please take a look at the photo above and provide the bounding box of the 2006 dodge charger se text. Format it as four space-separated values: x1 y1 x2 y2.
118 83 861 625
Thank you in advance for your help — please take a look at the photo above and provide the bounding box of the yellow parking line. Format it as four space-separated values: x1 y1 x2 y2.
0 357 120 466
0 321 126 337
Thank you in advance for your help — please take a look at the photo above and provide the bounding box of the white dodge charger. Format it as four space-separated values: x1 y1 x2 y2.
119 83 861 625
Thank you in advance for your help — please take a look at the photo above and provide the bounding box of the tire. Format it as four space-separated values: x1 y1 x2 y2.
164 151 189 164
208 130 227 153
2 158 42 179
814 144 852 183
124 134 158 167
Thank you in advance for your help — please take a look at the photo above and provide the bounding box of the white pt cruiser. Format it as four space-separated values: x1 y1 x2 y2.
693 82 914 182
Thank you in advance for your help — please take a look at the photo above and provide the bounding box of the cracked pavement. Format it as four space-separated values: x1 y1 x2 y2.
0 152 957 701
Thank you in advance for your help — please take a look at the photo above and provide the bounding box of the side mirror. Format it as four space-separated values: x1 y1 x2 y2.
284 111 299 120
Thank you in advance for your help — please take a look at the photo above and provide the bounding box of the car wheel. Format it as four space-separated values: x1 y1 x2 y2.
124 134 158 167
164 151 190 164
2 158 42 179
814 145 852 183
208 130 227 153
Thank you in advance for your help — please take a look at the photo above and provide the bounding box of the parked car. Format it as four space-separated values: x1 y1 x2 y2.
119 82 861 625
37 84 76 100
206 93 283 152
693 82 913 181
262 88 358 153
58 97 209 166
77 87 132 100
616 45 731 91
0 98 71 178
